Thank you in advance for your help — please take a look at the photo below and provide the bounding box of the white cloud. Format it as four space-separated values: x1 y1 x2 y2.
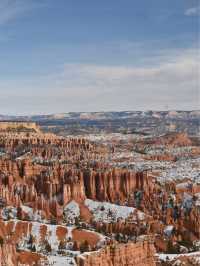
58 48 198 94
185 6 200 16
0 48 199 114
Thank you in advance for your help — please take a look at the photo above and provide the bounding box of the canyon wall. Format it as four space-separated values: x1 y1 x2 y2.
0 122 40 133
83 169 154 202
76 240 156 266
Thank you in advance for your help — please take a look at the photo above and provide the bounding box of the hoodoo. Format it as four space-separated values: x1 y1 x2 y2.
0 123 199 265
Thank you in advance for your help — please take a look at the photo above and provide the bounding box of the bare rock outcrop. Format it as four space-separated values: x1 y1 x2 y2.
76 240 156 266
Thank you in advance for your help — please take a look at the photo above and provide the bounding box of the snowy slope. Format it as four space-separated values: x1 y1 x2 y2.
84 199 145 223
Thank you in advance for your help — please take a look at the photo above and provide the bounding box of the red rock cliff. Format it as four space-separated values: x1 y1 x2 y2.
76 240 156 266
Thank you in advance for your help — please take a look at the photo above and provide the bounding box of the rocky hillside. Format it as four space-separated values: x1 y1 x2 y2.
0 127 199 265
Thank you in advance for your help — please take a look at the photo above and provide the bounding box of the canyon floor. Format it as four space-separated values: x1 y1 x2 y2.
0 117 200 266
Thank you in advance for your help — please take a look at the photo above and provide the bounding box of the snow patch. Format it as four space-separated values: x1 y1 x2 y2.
64 201 80 225
47 255 77 266
84 199 145 223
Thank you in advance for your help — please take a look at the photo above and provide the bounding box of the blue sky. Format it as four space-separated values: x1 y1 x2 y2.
0 0 199 115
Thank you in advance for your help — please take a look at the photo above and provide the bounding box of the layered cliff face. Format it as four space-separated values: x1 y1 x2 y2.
76 240 156 266
0 121 40 133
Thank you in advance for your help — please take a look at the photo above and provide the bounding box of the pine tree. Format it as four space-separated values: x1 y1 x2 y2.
44 240 52 253
58 240 66 250
17 206 22 220
31 245 36 252
0 236 4 246
28 234 34 249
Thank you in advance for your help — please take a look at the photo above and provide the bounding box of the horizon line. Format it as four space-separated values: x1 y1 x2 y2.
0 109 199 117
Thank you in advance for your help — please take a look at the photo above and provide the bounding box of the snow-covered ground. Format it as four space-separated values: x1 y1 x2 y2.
16 221 62 253
64 200 80 224
2 205 43 222
195 193 200 207
83 133 143 143
64 199 145 224
157 251 200 262
110 152 200 185
164 225 174 237
157 157 200 184
112 159 172 172
39 254 78 266
21 205 43 221
2 206 17 220
46 254 77 266
144 146 198 156
84 199 145 223
115 157 200 184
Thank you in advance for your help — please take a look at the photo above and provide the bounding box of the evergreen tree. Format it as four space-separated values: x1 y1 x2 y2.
58 240 66 250
0 236 4 246
44 240 52 253
17 206 22 220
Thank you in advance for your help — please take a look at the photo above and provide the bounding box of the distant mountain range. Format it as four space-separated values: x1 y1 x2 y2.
0 110 200 121
0 111 199 136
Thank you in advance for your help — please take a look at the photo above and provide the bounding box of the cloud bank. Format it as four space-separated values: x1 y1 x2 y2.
0 48 198 115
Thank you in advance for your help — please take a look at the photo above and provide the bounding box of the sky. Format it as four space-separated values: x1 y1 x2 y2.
0 0 199 115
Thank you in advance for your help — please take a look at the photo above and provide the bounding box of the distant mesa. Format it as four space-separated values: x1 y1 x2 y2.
0 121 40 133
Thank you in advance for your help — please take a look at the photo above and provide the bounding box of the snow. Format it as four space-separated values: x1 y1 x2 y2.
157 157 200 184
66 226 75 239
2 206 17 220
113 160 172 172
31 222 41 239
145 146 196 157
47 255 77 266
64 201 80 225
193 240 200 250
182 193 193 209
16 221 61 253
112 157 200 184
5 219 103 259
77 249 105 263
157 251 200 262
84 199 145 223
2 205 42 222
47 224 59 252
21 205 42 221
21 205 33 214
164 225 174 236
176 182 190 189
195 193 200 207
